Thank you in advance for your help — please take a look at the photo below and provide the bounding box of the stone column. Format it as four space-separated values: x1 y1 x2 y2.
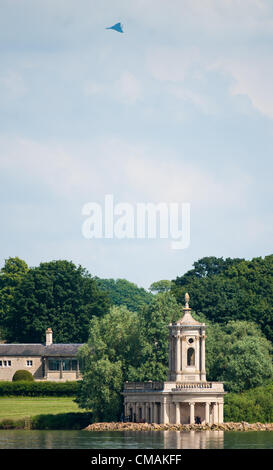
176 334 181 373
218 402 224 424
141 403 144 422
60 359 63 379
212 402 219 424
161 399 168 424
169 337 172 374
201 332 206 381
175 403 180 424
205 402 210 424
145 403 149 422
190 402 195 425
150 403 154 423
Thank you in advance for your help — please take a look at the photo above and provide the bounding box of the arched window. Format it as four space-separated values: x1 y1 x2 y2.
187 347 195 366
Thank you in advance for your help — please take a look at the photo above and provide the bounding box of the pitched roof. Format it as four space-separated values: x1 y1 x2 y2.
0 343 83 357
0 344 45 356
176 309 203 326
43 344 83 357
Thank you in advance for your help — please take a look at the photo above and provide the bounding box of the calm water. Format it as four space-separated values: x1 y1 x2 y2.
0 430 272 449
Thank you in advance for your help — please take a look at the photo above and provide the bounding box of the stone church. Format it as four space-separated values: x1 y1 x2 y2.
123 293 226 424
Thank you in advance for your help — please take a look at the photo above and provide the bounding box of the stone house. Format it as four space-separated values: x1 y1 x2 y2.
0 328 83 381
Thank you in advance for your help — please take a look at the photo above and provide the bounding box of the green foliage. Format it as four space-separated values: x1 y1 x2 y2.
12 370 34 382
149 280 173 293
76 305 144 420
0 257 28 339
0 412 92 430
205 320 273 392
76 294 183 419
31 412 92 430
95 278 153 312
131 292 182 381
0 419 25 429
172 255 273 343
0 381 79 396
224 382 273 423
3 260 110 343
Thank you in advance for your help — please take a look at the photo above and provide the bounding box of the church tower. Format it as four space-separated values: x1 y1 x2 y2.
168 293 207 382
123 292 225 425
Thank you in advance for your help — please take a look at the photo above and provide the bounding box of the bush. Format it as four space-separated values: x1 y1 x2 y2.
0 380 80 396
12 370 34 382
0 412 92 430
0 418 25 429
32 412 92 430
224 382 273 423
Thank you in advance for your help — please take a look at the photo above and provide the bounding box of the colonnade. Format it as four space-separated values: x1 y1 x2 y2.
124 400 224 425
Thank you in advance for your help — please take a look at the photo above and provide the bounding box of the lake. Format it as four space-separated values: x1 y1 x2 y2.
0 429 272 449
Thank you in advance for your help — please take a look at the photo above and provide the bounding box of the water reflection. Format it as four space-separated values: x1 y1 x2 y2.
164 430 224 449
0 430 271 449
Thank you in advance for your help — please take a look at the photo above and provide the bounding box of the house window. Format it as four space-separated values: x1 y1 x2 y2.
48 358 79 371
71 360 78 370
26 360 33 367
48 359 60 371
1 360 11 367
62 359 70 370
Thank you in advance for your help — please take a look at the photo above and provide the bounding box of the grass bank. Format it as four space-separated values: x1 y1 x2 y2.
0 396 80 420
0 396 92 430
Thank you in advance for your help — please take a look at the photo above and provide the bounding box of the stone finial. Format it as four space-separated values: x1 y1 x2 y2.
185 292 190 308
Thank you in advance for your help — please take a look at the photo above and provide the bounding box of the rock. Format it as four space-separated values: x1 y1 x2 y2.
83 421 273 432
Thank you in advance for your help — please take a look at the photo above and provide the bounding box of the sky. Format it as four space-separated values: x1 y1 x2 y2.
0 0 273 289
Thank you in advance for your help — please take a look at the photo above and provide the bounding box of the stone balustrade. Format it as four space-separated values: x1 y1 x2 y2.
124 381 225 393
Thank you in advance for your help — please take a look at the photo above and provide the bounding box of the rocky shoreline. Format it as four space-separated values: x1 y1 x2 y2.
84 421 273 432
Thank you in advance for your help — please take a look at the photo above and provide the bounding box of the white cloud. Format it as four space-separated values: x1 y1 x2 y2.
225 58 273 119
168 85 212 113
147 47 199 83
0 136 251 211
207 52 273 118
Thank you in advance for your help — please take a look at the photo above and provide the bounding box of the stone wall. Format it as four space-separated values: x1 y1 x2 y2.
84 421 273 432
0 356 43 381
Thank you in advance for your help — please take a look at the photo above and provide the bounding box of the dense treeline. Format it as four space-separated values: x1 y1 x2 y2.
0 255 273 422
224 382 273 423
0 258 110 343
172 255 273 343
76 299 273 421
94 277 153 312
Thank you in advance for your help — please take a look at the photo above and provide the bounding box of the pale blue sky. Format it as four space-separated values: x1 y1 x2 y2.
0 0 272 288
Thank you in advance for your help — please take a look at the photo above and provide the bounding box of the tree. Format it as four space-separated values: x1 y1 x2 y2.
0 257 29 339
205 320 273 392
95 278 153 312
76 305 144 420
128 292 182 382
3 260 110 343
149 280 173 294
172 255 273 343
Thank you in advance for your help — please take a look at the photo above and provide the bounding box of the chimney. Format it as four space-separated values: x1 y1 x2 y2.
46 328 53 346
